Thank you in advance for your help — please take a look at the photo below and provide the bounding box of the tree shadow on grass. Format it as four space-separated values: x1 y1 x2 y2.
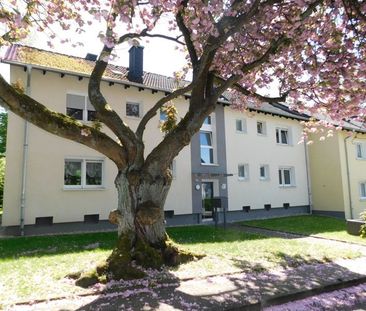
72 257 366 311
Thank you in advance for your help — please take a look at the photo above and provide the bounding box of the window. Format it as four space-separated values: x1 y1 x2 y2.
259 165 269 180
238 164 249 180
126 102 141 117
66 94 96 121
236 119 247 133
360 183 366 199
200 113 216 165
169 160 177 179
160 110 167 122
203 116 212 125
64 159 104 189
276 128 289 145
200 132 214 164
278 167 295 187
356 143 366 159
257 121 266 135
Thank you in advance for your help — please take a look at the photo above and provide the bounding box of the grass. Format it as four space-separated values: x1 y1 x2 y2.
0 225 361 306
242 215 366 244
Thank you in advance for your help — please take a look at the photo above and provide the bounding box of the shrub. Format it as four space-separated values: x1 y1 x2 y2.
0 157 5 208
360 211 366 238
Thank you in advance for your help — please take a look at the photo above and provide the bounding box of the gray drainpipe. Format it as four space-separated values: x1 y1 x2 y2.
304 138 313 214
20 65 32 235
344 135 354 219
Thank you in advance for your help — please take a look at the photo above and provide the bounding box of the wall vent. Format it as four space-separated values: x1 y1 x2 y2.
283 203 290 209
35 217 53 226
84 214 99 224
164 210 174 219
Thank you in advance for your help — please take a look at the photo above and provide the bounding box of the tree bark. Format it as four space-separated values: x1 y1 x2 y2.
114 169 170 245
93 167 197 282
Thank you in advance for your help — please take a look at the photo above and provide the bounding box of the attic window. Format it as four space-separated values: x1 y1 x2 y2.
85 53 98 61
111 69 124 75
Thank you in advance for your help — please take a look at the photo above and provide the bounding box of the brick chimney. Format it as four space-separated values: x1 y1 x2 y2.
127 44 144 84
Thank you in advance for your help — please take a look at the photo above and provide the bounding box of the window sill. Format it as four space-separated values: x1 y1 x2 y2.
125 115 141 120
63 187 106 191
236 131 247 134
276 143 292 146
360 197 366 201
238 178 249 182
257 133 266 137
260 178 270 181
201 163 219 166
356 157 366 161
279 185 296 188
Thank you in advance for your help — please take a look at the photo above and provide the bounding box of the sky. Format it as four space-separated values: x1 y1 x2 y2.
0 12 188 83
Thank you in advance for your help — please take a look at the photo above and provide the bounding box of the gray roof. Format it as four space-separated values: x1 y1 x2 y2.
1 44 311 121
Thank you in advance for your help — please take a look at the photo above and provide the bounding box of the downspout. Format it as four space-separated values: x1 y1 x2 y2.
20 65 31 235
304 138 313 214
344 135 354 219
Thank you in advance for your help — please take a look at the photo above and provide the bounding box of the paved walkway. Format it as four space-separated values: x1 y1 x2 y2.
6 225 366 310
8 257 366 310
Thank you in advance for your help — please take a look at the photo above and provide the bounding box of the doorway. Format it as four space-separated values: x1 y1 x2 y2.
202 181 214 219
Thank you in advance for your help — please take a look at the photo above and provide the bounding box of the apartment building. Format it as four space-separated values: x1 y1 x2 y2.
1 45 311 234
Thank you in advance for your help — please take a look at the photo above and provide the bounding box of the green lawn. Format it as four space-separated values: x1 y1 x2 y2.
242 215 366 244
0 225 361 306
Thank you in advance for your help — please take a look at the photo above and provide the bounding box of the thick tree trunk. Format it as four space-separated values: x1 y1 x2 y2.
114 170 169 246
84 168 199 283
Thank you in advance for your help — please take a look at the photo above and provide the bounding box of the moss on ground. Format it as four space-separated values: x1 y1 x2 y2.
75 233 204 287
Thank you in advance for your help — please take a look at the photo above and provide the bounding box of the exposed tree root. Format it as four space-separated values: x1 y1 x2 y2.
74 233 205 288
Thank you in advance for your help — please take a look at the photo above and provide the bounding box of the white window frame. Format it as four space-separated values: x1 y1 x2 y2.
257 121 266 135
126 101 142 118
200 113 217 165
259 164 269 180
238 164 249 181
278 167 295 187
66 93 96 122
360 182 366 200
276 127 291 145
64 157 105 190
235 119 247 133
356 143 366 160
200 131 214 164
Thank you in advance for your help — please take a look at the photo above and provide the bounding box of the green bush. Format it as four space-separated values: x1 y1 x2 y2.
0 157 5 209
360 211 366 238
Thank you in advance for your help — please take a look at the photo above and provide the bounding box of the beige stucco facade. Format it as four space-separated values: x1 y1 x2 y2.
308 131 366 219
2 66 192 226
224 108 310 211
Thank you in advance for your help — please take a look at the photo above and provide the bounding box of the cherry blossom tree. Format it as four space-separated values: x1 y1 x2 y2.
0 0 365 282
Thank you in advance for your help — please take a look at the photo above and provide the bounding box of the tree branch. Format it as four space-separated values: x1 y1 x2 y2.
136 82 195 139
0 74 127 169
117 30 185 45
89 45 139 161
175 1 199 66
